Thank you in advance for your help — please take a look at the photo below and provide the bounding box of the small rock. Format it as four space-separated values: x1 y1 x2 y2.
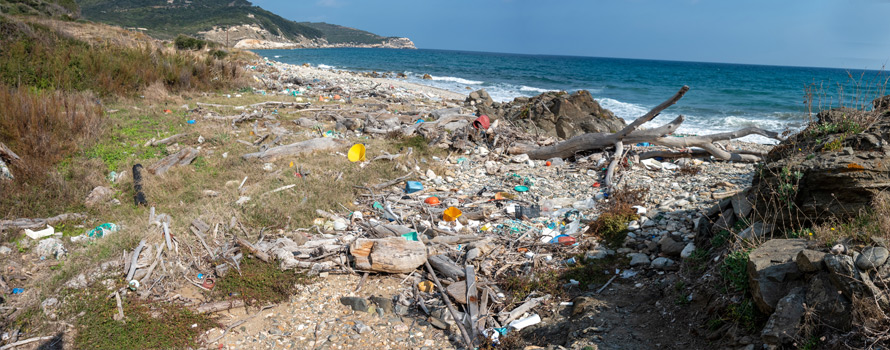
65 274 88 289
339 297 370 312
585 249 614 260
658 235 685 257
370 296 393 314
393 324 409 332
41 297 59 319
354 321 372 334
680 243 696 259
628 253 650 267
203 190 220 197
262 163 275 172
425 169 436 180
650 257 676 270
796 250 826 273
511 154 530 163
235 196 251 205
572 296 596 316
428 317 449 330
855 247 889 270
484 161 499 175
0 246 11 255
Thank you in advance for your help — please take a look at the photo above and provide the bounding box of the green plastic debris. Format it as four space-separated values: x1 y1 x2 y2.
401 232 419 241
87 223 119 238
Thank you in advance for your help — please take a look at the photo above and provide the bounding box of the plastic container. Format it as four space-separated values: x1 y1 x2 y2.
11 288 23 294
550 235 576 246
472 115 490 130
348 144 366 162
442 207 462 222
508 314 541 331
405 181 424 194
514 185 529 192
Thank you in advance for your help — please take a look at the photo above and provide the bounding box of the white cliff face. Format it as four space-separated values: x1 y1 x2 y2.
198 24 416 49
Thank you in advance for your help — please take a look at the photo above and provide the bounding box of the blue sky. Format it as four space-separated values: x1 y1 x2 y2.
253 0 890 69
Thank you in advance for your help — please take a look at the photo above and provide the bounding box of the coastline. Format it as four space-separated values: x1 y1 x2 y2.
255 58 467 102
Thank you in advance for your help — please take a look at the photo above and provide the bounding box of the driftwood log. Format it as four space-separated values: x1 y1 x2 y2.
242 137 343 161
349 237 427 273
0 213 86 231
507 86 782 185
148 147 199 175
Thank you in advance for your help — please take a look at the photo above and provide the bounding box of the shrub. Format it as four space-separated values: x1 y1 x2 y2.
720 249 750 293
587 187 647 248
174 34 206 50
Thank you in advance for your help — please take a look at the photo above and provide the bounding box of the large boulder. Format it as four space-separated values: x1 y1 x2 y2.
468 90 625 140
747 239 808 314
805 272 852 331
750 107 890 229
761 287 806 345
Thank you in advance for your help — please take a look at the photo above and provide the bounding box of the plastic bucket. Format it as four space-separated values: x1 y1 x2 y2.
348 144 366 162
473 115 491 130
442 207 462 222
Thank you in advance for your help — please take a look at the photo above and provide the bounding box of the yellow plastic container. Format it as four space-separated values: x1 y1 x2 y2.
348 144 366 162
442 207 462 222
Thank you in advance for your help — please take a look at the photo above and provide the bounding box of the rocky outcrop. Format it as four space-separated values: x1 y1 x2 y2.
750 106 890 229
747 239 808 314
468 90 626 140
744 240 890 346
200 24 416 50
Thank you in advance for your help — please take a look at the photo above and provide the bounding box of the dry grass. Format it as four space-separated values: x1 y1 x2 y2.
0 86 105 218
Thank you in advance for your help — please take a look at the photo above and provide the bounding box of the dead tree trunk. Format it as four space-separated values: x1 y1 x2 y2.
510 86 782 171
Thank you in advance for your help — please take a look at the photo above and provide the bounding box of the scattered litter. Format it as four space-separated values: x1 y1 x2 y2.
24 225 55 240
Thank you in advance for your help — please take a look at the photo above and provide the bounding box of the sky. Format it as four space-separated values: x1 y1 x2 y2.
252 0 890 70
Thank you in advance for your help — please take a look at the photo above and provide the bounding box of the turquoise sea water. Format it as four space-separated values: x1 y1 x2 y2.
254 48 889 142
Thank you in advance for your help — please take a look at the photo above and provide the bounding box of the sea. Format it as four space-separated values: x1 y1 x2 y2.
254 48 889 143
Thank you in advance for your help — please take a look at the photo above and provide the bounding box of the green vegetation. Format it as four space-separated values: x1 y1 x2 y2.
77 0 323 41
0 0 78 18
0 16 242 96
587 187 647 248
720 249 750 293
213 257 312 304
173 34 207 50
69 287 218 350
300 21 398 45
500 267 564 307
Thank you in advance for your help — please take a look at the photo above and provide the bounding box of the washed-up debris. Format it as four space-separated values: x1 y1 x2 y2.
24 225 55 240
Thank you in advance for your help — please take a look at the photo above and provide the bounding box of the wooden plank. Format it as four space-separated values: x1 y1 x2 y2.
465 265 479 337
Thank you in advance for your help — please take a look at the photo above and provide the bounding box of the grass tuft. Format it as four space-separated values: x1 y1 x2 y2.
213 257 312 305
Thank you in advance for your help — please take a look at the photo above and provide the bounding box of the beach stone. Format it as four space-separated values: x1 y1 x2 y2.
0 246 11 255
761 288 805 345
855 247 889 270
422 74 432 80
85 186 114 207
481 90 625 139
738 222 774 241
65 273 89 289
340 297 370 312
680 243 696 259
370 296 393 314
658 235 685 257
585 248 614 260
628 253 650 267
466 89 493 108
796 249 826 273
650 257 676 270
747 239 807 314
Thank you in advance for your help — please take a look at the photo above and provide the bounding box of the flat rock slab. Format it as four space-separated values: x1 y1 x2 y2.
761 287 805 345
747 239 808 314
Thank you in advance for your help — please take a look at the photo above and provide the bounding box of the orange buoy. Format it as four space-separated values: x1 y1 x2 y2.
333 94 341 100
424 197 440 205
545 161 552 166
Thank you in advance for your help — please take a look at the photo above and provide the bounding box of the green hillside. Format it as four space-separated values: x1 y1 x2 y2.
75 0 323 40
300 21 399 45
0 0 79 18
